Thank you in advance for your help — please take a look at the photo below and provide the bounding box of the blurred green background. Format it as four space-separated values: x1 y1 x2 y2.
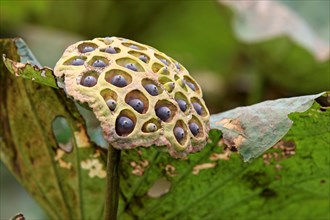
1 0 329 219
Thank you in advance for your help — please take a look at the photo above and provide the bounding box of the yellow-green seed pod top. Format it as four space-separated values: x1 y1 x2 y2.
54 37 210 158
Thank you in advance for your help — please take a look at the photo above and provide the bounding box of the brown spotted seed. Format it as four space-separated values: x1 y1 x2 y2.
54 37 210 158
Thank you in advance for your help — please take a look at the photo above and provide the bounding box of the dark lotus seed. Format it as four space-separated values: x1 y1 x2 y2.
111 75 127 87
176 99 187 112
156 106 171 122
129 45 139 50
174 127 185 142
125 63 138 72
144 84 158 96
116 116 134 136
106 99 117 111
81 75 97 87
92 60 106 67
72 58 84 66
139 55 148 63
105 46 117 54
192 102 203 115
160 58 169 66
189 122 200 136
186 82 196 91
82 46 95 53
128 98 144 114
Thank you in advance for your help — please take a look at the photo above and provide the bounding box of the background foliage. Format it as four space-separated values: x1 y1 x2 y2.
0 0 329 219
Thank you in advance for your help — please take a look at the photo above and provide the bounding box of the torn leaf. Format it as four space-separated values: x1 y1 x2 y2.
210 92 325 162
3 55 58 89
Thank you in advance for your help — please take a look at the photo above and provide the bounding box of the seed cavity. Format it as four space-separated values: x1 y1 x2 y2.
189 122 200 136
125 90 149 114
72 58 84 66
116 58 145 72
144 84 159 96
80 71 98 87
116 116 134 136
155 100 177 122
101 89 118 111
139 55 148 63
106 99 117 111
174 127 185 142
142 119 160 133
122 42 147 50
125 63 138 72
115 110 136 136
92 60 107 68
78 43 97 53
176 99 187 112
156 106 171 122
103 46 120 54
105 69 132 87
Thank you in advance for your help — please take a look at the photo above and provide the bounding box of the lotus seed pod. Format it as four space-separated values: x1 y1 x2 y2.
54 36 210 158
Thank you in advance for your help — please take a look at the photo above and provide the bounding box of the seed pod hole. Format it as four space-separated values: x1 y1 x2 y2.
158 66 170 75
115 110 136 136
122 42 147 50
155 100 177 122
78 42 97 53
190 97 208 116
142 118 161 133
79 71 99 87
173 120 188 145
174 62 181 70
128 51 150 63
158 76 174 93
64 56 87 65
88 56 109 68
175 92 189 113
101 89 118 111
105 69 132 88
155 54 171 67
101 46 121 54
142 79 162 96
116 58 145 72
125 90 149 114
184 76 200 93
188 116 203 137
152 63 164 73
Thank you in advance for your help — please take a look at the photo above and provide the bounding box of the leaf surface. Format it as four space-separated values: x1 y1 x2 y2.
210 93 325 162
0 38 107 219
